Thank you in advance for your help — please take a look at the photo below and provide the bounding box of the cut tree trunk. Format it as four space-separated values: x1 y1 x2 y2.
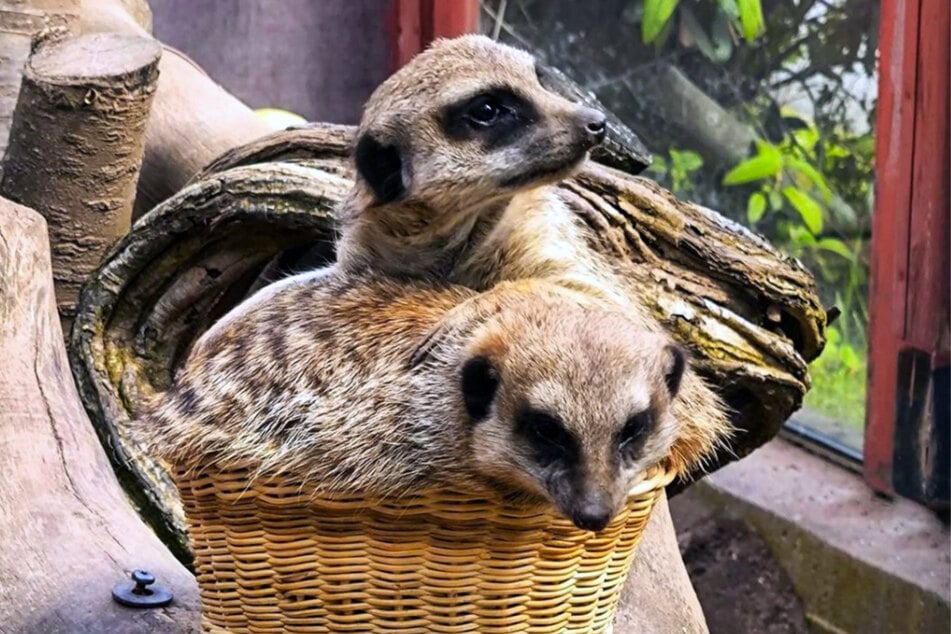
0 32 160 334
0 0 80 163
0 197 198 633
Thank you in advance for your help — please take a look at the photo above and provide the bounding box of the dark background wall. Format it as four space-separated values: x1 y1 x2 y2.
151 0 391 124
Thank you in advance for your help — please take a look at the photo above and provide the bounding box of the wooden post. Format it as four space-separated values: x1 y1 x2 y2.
0 33 161 333
0 197 198 633
865 0 951 500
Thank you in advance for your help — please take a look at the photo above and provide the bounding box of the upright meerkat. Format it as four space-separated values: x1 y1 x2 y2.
335 34 619 299
145 274 724 531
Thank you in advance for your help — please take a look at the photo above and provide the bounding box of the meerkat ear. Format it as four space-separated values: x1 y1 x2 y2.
460 355 500 421
354 133 408 204
663 344 687 399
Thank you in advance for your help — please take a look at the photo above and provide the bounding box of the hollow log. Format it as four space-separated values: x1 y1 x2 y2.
0 32 160 333
0 197 198 633
70 124 825 562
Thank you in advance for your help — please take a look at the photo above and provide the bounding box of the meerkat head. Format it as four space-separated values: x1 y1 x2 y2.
352 34 606 213
456 304 687 532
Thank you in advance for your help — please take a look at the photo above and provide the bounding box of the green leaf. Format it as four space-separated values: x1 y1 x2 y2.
647 154 668 176
723 153 782 185
768 189 783 210
643 0 680 43
671 148 703 172
839 345 861 372
783 187 823 235
717 0 740 19
791 125 819 153
736 0 764 41
747 193 766 224
680 5 732 62
787 157 832 202
817 237 852 259
788 224 818 247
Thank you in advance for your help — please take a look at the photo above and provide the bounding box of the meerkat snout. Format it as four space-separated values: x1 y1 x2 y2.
458 306 688 532
571 494 613 532
578 107 607 146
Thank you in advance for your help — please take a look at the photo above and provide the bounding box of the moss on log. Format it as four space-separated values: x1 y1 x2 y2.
70 124 825 559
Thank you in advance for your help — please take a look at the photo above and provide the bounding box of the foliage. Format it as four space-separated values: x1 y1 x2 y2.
648 149 704 194
633 0 875 428
718 121 871 346
803 326 866 428
642 0 765 46
481 0 877 436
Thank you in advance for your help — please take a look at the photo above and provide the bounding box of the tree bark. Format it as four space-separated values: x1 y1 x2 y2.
0 197 199 633
0 0 80 163
0 32 160 333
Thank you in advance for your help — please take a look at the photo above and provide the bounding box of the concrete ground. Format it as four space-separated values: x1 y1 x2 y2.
671 439 950 634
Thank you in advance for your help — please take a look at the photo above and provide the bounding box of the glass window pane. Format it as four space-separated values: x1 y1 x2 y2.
481 0 878 454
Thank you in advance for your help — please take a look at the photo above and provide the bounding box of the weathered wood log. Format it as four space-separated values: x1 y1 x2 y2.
0 32 160 334
0 197 199 633
70 125 825 560
0 0 80 162
79 0 153 36
613 494 708 632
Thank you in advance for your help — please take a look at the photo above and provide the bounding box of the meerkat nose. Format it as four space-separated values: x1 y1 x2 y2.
578 108 607 145
571 501 612 532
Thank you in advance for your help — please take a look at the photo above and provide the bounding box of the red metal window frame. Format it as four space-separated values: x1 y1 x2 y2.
866 0 950 495
386 0 480 72
386 0 951 498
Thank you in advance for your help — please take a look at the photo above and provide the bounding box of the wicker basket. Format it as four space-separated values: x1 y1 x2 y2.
173 465 675 634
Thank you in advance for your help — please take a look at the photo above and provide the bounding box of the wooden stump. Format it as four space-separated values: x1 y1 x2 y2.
0 32 160 333
0 197 198 633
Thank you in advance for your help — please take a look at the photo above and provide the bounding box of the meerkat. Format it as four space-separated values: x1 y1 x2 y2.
143 273 727 531
335 34 619 299
332 34 730 466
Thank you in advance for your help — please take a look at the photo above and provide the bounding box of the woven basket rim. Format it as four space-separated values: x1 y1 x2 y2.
171 462 677 505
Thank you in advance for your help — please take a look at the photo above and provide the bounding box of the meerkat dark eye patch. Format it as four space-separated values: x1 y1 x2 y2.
618 409 656 460
516 408 579 465
354 133 408 204
442 88 538 149
664 345 687 398
460 356 500 421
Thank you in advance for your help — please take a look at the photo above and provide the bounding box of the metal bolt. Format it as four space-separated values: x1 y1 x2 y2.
112 569 173 608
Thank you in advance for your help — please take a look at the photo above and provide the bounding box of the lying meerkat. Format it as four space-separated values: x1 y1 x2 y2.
144 273 726 531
